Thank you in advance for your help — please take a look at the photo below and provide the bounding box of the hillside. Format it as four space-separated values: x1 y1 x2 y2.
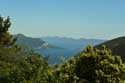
95 36 125 62
14 34 48 49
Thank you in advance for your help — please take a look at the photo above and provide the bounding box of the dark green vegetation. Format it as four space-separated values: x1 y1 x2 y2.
95 37 125 62
50 46 125 83
0 16 16 47
0 16 50 83
0 16 125 83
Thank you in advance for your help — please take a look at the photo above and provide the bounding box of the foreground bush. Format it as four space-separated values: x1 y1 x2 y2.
49 46 125 83
0 47 50 83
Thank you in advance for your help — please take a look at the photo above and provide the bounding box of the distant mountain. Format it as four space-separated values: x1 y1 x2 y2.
95 36 125 62
42 37 106 50
39 37 106 64
14 34 55 49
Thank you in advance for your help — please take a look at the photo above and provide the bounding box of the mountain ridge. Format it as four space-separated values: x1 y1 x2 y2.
42 36 106 49
95 36 125 62
13 34 60 49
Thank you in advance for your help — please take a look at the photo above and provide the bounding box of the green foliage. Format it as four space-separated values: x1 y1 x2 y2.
0 16 16 47
75 45 125 83
0 16 49 83
47 57 79 83
0 47 49 83
95 36 125 62
47 45 125 83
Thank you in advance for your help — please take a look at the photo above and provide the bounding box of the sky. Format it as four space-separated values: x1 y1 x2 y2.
0 0 125 39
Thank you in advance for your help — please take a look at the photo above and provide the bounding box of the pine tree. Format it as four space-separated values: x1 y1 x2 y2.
0 16 16 47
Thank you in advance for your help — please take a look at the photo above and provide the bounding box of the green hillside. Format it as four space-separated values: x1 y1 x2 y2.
95 36 125 62
14 34 45 48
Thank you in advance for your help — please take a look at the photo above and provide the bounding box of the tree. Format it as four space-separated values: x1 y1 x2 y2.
44 45 125 83
0 16 16 47
0 16 49 83
75 45 125 83
0 48 50 83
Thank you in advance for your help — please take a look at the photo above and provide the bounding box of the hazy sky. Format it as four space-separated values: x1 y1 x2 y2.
0 0 125 39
